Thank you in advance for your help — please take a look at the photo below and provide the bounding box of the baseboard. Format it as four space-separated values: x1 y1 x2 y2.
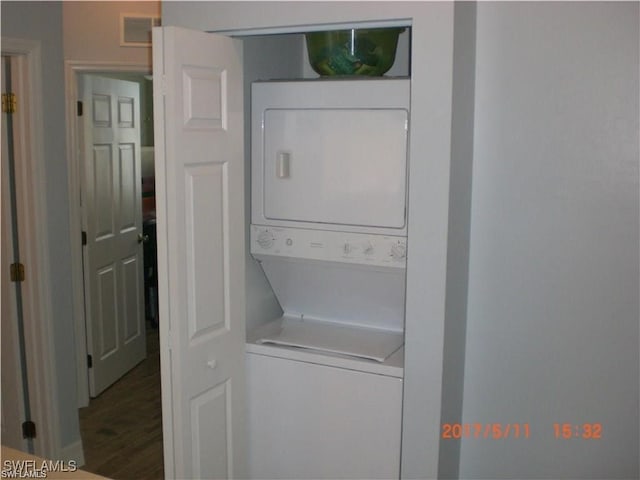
59 439 85 467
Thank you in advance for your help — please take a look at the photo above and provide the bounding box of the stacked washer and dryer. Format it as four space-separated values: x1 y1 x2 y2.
246 78 410 479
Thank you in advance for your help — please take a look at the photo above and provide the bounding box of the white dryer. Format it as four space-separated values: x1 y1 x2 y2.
251 78 410 235
247 79 410 479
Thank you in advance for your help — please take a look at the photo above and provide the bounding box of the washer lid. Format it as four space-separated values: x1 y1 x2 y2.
257 255 405 333
257 316 404 363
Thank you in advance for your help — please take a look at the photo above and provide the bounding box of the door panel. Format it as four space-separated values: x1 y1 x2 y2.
118 97 135 127
122 255 142 342
182 66 227 130
190 379 232 480
93 145 114 238
81 75 146 397
185 164 229 341
153 26 246 479
96 265 117 357
119 144 137 229
263 108 408 228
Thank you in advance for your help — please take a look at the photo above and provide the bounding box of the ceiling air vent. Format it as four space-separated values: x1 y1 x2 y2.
121 14 161 47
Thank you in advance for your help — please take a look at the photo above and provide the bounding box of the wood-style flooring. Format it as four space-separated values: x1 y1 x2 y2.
79 324 164 479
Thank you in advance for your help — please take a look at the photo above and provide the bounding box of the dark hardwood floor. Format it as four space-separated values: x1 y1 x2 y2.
79 324 164 479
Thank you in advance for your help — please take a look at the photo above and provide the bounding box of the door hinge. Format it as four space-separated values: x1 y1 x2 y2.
82 230 87 246
10 262 25 282
22 420 36 439
2 92 16 114
77 100 83 116
87 354 93 368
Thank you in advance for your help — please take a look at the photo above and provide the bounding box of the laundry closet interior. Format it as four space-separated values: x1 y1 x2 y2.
240 26 411 479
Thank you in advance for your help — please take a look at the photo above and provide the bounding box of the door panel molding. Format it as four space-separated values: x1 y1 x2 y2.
182 65 227 130
184 162 230 343
189 379 233 479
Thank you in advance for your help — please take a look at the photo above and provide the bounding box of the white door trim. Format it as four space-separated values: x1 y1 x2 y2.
63 61 151 409
1 37 59 459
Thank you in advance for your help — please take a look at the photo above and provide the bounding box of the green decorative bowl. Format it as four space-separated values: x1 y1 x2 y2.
305 28 404 76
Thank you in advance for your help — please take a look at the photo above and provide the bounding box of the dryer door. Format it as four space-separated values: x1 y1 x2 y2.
262 107 408 229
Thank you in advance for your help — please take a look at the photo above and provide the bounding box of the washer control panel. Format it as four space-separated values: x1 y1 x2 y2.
251 225 407 268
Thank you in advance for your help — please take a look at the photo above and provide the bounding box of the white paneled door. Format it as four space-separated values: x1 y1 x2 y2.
153 27 246 479
80 75 146 397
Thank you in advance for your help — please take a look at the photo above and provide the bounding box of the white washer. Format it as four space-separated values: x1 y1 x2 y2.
246 226 406 479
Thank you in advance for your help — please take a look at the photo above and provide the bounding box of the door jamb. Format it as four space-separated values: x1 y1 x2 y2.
1 37 59 459
64 61 151 409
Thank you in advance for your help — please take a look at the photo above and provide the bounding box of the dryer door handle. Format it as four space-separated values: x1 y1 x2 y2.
276 151 290 178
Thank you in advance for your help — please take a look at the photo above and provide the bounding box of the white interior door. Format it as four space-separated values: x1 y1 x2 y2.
1 55 28 451
153 26 246 479
80 75 146 397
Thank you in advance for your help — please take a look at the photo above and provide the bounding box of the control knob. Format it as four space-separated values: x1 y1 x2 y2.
256 229 275 249
390 242 406 261
363 242 374 256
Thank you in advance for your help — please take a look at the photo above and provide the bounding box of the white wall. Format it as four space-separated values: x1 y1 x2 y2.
461 2 639 478
439 3 476 478
63 1 160 64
